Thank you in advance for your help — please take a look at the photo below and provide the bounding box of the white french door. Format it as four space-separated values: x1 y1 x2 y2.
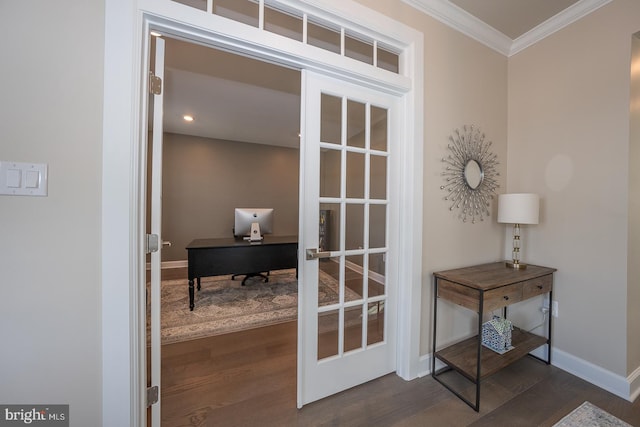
148 35 165 427
298 70 399 406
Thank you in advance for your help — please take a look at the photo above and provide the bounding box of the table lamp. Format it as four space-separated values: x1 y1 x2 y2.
497 193 539 269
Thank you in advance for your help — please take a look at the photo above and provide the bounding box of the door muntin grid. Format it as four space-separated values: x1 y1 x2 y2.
317 92 388 361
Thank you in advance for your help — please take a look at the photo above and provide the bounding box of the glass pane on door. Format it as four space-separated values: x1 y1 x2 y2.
367 301 384 345
344 305 364 352
370 106 388 152
370 154 387 200
346 151 365 198
318 309 339 359
368 253 385 297
319 204 338 252
347 100 366 148
345 254 364 302
345 204 364 250
319 255 340 307
369 204 386 249
316 89 388 361
321 94 341 145
320 149 341 198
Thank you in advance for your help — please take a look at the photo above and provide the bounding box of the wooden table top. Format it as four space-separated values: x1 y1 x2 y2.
433 262 557 291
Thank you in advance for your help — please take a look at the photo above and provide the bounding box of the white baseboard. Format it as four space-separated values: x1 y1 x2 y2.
417 353 434 378
552 347 638 402
629 365 640 402
418 346 639 402
146 260 188 270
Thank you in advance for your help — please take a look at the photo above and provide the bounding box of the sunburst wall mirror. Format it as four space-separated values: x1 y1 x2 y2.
441 125 500 223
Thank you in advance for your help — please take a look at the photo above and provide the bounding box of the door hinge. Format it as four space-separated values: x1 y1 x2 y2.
146 233 159 254
147 385 159 407
149 72 162 95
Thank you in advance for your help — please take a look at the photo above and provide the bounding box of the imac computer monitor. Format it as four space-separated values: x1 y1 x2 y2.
234 208 274 241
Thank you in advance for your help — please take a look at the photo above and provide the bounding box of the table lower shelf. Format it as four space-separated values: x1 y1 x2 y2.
435 328 548 382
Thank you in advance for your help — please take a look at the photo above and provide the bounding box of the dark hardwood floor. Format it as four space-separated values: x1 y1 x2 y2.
160 326 640 427
157 268 640 427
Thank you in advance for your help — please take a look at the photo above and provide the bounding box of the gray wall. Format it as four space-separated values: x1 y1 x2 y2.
508 0 640 377
0 1 103 424
630 34 640 376
161 133 299 261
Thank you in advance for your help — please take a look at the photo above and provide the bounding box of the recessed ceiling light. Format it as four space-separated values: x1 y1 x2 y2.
183 115 194 122
150 31 162 37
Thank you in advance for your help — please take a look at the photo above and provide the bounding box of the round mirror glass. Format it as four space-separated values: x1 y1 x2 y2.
464 159 483 189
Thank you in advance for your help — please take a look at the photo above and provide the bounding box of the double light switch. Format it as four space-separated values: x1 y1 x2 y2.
0 161 48 196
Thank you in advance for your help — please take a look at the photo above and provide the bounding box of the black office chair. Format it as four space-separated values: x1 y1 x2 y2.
232 271 270 286
231 227 270 286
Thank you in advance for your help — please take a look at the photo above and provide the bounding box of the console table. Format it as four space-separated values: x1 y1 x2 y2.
432 262 556 411
186 235 298 311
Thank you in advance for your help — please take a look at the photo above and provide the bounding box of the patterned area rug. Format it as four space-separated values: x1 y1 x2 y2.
156 268 340 344
553 401 632 427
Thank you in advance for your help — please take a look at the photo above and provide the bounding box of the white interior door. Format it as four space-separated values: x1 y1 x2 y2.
298 70 399 406
148 35 165 427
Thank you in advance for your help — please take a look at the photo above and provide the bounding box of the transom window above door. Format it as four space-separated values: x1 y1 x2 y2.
170 0 400 73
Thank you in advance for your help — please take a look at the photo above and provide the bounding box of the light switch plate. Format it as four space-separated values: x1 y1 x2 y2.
0 161 48 196
6 169 21 188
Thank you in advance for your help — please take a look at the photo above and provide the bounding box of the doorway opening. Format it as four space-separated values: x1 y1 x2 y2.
146 35 302 425
100 0 424 421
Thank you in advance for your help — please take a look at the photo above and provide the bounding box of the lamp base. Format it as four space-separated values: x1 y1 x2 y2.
505 261 527 269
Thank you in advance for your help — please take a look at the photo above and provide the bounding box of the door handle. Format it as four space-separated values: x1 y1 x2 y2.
305 248 337 260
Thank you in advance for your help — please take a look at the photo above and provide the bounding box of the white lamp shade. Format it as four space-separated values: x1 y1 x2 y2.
497 193 539 225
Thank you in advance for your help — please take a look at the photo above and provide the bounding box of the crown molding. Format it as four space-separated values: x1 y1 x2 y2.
401 0 512 56
401 0 612 57
510 0 612 56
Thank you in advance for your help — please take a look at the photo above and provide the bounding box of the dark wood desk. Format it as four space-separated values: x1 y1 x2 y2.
186 235 298 311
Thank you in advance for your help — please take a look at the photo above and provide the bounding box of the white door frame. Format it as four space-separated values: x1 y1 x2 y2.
102 1 423 425
148 36 166 427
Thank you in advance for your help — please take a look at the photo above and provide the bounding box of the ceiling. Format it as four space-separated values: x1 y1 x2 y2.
161 0 611 147
162 38 301 148
449 0 582 40
406 0 611 55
